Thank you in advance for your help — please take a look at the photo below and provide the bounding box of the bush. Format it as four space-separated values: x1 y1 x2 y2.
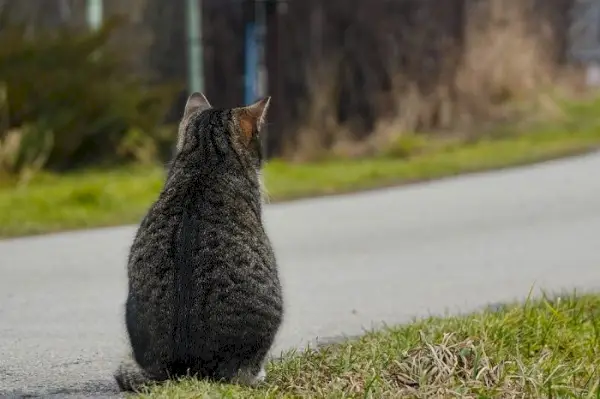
0 12 181 176
0 125 53 183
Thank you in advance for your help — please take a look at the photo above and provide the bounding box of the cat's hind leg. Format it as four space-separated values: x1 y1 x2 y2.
114 353 165 393
229 362 267 386
255 365 266 382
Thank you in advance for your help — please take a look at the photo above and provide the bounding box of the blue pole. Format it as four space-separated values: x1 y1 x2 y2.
244 1 258 105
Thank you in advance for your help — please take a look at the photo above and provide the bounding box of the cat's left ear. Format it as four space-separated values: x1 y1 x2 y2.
235 96 271 144
176 92 212 152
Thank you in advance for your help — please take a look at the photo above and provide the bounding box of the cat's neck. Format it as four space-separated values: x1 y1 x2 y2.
164 164 263 215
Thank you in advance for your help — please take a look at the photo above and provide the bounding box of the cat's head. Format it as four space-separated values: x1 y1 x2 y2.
174 92 270 174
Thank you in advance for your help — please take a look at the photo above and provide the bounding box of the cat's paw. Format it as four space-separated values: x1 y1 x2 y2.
254 366 266 383
232 365 266 386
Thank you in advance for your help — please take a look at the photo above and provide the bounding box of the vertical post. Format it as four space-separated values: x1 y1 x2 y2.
0 82 8 137
265 0 283 158
244 0 258 105
186 0 204 94
86 0 103 30
59 0 72 22
587 0 600 86
254 0 269 154
256 0 268 99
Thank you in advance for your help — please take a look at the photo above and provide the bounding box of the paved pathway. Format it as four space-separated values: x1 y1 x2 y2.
1 152 600 397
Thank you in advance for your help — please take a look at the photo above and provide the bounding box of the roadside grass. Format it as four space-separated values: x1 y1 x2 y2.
132 293 600 398
2 96 600 238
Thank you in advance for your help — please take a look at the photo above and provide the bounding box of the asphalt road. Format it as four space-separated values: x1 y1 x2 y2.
2 152 600 398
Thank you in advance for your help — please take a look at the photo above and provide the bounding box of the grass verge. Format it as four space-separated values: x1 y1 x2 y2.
133 293 600 398
2 97 600 238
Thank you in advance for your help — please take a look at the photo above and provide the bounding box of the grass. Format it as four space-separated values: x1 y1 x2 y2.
131 292 600 398
2 96 600 238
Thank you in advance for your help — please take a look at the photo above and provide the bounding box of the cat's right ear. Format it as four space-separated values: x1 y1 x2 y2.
183 92 212 119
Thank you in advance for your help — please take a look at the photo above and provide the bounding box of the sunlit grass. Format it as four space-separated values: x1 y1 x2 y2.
2 96 600 238
131 293 600 398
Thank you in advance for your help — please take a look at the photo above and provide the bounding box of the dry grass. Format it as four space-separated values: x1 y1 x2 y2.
288 0 577 162
456 0 556 107
283 58 348 162
132 292 600 398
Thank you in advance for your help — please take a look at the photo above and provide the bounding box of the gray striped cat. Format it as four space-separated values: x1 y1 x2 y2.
114 92 284 392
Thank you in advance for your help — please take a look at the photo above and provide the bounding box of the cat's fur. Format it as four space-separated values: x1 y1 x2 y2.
114 93 284 392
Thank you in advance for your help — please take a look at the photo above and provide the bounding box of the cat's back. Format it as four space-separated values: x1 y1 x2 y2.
128 184 184 272
128 173 276 286
117 92 283 390
178 172 278 284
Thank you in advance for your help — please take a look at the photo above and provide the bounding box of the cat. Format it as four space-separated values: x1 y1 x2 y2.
114 92 284 392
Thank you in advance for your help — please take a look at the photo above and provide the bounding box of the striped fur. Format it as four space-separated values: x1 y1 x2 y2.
114 94 283 392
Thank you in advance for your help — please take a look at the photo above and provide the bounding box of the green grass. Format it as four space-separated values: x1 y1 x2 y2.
2 96 600 238
132 293 600 398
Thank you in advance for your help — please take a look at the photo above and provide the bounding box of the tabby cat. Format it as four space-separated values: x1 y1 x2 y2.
114 92 284 392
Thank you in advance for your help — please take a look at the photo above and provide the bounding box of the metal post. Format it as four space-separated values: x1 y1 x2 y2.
186 0 204 94
86 0 103 30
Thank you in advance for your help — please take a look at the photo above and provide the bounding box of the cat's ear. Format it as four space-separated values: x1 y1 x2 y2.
183 92 212 119
235 96 271 143
176 92 211 151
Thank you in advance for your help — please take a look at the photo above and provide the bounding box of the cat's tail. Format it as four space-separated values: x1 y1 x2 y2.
114 354 164 393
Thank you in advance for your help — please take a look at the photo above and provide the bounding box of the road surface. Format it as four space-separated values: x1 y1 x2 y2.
1 152 600 397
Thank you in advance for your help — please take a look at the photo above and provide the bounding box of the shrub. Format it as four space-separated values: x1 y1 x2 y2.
0 12 181 175
0 125 53 183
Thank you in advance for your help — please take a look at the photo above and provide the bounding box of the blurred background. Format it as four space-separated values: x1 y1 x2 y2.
3 3 600 397
2 0 600 236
